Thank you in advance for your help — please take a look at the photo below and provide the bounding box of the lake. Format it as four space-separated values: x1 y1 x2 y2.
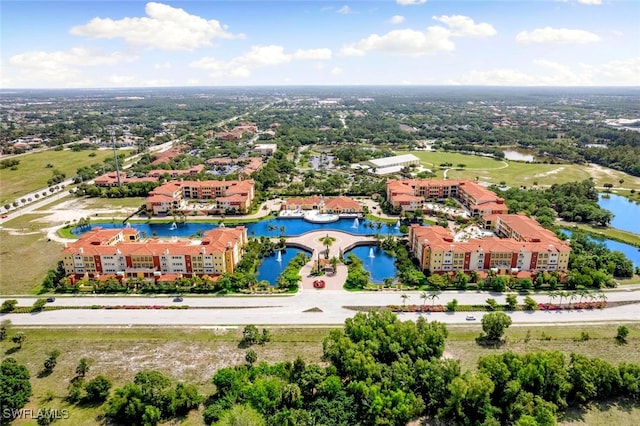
345 245 398 284
561 228 640 268
598 193 640 234
73 217 403 238
503 150 535 162
255 247 310 285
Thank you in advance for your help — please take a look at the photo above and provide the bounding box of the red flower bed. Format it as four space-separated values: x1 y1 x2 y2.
538 302 606 311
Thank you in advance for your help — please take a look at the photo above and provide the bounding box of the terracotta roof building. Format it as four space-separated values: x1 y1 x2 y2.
145 180 255 215
409 214 570 274
386 179 508 217
62 226 248 280
281 195 362 214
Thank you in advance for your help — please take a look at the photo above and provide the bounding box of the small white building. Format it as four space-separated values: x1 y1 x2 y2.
254 144 278 156
361 154 421 174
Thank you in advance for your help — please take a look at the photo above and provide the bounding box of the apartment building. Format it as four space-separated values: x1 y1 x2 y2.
386 179 508 216
408 214 570 274
145 180 255 215
61 226 248 280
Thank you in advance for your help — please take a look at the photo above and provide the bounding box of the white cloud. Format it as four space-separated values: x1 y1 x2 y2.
337 5 352 15
432 15 496 37
330 67 343 75
341 27 455 57
449 57 640 86
5 48 136 87
70 2 243 51
294 48 332 60
577 0 602 5
516 27 601 44
341 15 493 57
192 45 331 79
396 0 427 5
153 62 172 69
389 15 405 25
108 75 171 86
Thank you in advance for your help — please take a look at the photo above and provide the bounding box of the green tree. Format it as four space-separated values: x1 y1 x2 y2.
245 349 258 367
85 375 112 403
481 312 513 341
1 299 17 313
31 298 47 312
0 319 11 340
523 296 538 311
506 294 518 311
616 325 629 345
216 404 266 426
75 358 91 377
445 298 458 312
0 358 32 422
439 372 497 425
241 325 259 346
43 349 61 373
486 298 499 311
12 331 26 348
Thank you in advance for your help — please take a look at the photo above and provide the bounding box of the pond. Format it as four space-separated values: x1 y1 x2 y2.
502 150 535 162
346 245 398 284
255 247 310 285
73 217 403 238
598 193 640 235
561 228 640 268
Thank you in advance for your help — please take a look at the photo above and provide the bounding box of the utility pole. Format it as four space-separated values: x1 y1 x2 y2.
111 129 121 187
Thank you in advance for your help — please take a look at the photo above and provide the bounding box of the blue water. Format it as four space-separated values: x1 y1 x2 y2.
561 228 640 268
73 217 403 238
598 193 640 234
346 245 398 284
256 248 310 285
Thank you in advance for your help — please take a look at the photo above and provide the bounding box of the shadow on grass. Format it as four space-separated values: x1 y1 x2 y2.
560 397 640 423
475 336 506 348
37 368 53 378
5 346 21 355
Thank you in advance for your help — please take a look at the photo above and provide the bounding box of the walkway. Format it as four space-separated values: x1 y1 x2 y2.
286 230 377 291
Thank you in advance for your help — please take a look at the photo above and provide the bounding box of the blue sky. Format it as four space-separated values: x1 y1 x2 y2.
1 0 639 88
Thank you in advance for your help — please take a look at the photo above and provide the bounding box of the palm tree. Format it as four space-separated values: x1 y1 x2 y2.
420 291 428 311
548 290 558 305
279 226 286 237
567 292 577 309
401 293 410 308
557 291 568 308
429 290 440 306
577 289 590 304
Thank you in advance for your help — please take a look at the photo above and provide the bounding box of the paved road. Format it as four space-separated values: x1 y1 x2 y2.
3 288 639 326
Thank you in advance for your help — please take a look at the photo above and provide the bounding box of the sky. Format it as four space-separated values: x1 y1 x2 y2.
1 0 639 88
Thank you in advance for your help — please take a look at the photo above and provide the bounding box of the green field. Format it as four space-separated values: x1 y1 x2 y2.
0 149 131 205
0 214 62 294
401 151 640 189
1 324 638 425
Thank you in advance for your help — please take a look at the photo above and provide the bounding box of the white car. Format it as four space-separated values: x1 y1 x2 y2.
465 315 476 321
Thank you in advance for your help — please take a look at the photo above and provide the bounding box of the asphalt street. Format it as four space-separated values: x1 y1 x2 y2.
3 288 639 326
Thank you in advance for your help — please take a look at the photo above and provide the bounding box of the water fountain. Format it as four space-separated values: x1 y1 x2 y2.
395 219 400 229
352 218 360 228
368 247 375 258
276 250 282 262
170 222 177 230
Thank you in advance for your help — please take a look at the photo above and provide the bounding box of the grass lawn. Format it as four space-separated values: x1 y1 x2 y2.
0 214 62 295
76 197 146 210
562 223 640 247
401 151 640 189
1 324 638 425
0 149 130 205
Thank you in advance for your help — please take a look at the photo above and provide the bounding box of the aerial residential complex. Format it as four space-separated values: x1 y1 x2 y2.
145 179 255 215
386 179 509 217
409 213 571 274
61 226 248 281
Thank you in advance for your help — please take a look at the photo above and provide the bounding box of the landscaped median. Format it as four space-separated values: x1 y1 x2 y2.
344 300 613 313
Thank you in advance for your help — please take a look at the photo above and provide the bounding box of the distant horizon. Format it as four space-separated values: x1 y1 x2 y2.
2 1 638 88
